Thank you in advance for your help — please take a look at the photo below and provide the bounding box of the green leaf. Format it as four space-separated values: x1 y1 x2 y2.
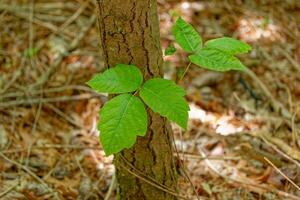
164 44 177 56
189 47 246 71
172 17 202 53
205 37 251 55
99 94 148 155
24 47 39 58
86 64 143 94
140 78 189 129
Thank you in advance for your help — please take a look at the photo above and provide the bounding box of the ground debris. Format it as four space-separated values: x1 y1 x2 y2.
1 0 300 199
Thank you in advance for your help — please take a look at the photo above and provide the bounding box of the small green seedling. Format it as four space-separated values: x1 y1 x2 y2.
24 47 39 58
164 44 177 56
87 17 251 156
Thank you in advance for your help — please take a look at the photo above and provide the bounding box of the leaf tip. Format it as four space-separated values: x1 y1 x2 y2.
85 80 92 87
85 78 95 89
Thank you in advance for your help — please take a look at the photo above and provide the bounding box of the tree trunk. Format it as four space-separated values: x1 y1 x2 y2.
96 0 178 199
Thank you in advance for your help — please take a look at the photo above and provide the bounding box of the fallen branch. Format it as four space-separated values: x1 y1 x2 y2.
0 152 61 200
0 93 104 108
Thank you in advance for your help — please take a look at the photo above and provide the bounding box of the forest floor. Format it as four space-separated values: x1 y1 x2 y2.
1 0 300 199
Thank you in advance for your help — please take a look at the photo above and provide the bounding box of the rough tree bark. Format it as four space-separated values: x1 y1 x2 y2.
96 0 178 199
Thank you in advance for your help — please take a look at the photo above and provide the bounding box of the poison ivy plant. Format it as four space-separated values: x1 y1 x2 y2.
87 17 251 156
87 64 143 93
188 47 246 71
99 94 147 155
172 17 202 53
172 17 251 72
87 64 189 155
204 37 251 55
140 78 189 129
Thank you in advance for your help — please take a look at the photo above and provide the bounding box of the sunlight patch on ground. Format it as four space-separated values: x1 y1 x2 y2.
237 17 282 42
180 1 205 11
189 103 245 135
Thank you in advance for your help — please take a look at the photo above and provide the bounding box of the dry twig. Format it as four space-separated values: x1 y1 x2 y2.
0 152 61 200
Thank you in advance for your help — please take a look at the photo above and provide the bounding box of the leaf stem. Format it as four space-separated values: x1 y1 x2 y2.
133 89 139 96
180 62 192 81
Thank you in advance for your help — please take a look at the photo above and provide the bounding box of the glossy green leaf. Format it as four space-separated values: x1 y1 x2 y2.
172 17 202 53
86 64 143 94
205 37 251 55
99 94 148 155
189 47 246 71
140 78 189 129
164 44 177 56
